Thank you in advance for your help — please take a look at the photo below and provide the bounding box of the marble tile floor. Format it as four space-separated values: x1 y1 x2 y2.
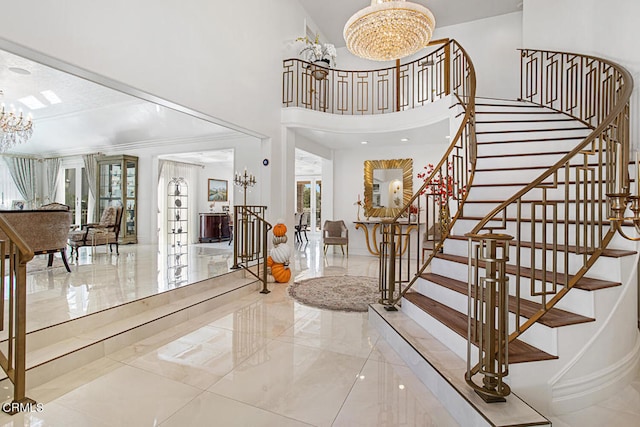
0 236 637 426
11 242 235 333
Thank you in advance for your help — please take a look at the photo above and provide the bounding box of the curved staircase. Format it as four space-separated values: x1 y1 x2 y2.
371 49 638 424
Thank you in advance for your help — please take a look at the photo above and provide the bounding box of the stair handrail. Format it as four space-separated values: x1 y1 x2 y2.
465 49 633 400
0 213 35 412
379 39 477 308
232 205 272 294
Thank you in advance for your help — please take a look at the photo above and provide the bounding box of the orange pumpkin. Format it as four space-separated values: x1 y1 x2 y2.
266 256 274 267
273 223 287 237
271 262 291 283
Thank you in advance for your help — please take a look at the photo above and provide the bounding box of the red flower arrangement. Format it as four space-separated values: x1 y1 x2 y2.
417 162 460 206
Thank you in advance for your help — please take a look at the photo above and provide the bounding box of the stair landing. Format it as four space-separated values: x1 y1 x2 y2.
370 304 551 427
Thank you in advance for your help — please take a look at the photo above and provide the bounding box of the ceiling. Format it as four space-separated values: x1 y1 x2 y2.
299 0 523 48
1 1 523 166
0 49 241 157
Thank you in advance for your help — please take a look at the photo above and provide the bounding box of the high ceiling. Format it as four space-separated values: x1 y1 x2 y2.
0 49 241 157
0 1 524 164
299 0 523 48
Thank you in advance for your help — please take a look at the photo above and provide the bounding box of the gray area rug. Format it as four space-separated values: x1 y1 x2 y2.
287 275 379 312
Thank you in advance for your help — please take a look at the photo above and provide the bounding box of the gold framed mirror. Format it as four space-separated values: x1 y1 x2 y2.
364 158 413 218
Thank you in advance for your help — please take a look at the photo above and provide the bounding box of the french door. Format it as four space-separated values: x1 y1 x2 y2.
63 165 89 226
296 178 321 232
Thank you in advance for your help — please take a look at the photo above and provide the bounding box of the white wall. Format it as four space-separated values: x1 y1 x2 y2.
523 0 640 151
334 142 449 256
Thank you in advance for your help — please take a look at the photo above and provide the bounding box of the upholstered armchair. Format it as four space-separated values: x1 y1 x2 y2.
68 205 123 260
1 205 73 272
322 220 348 257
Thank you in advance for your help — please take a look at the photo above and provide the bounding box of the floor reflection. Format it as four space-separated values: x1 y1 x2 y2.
10 242 234 333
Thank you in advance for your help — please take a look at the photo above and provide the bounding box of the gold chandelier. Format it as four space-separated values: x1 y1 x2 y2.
344 0 436 61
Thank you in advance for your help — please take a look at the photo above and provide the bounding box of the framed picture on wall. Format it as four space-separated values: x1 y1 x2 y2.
208 179 228 202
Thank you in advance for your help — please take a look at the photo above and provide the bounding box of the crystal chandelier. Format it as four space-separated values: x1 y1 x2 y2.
0 103 33 152
344 0 436 61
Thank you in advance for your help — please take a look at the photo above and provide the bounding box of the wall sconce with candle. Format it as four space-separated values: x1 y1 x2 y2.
607 147 640 240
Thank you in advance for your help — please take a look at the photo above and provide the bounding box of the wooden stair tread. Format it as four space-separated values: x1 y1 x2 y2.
404 292 557 364
420 273 594 328
446 234 636 258
434 253 621 291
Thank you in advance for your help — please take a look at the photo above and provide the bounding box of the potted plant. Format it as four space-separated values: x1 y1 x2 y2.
417 162 464 237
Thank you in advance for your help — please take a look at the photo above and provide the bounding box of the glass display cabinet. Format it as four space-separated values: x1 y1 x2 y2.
96 154 138 244
167 177 188 286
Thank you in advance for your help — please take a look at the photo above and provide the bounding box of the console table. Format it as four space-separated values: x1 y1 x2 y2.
354 219 419 256
199 213 231 242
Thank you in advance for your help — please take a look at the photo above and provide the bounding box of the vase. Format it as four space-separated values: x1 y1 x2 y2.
409 213 417 223
439 203 450 239
310 60 329 80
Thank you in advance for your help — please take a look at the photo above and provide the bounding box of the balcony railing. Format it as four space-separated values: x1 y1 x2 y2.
282 39 451 114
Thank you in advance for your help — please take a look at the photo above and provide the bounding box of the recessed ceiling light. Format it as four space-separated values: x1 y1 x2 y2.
18 95 45 110
400 138 409 142
445 135 451 139
40 90 61 105
361 141 368 145
8 67 30 75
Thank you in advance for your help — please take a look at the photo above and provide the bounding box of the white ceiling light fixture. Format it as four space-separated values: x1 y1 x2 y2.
18 95 46 110
41 90 62 105
344 0 436 61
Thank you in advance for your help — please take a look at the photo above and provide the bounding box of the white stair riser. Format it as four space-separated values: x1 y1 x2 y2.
462 202 608 223
443 238 624 281
476 111 577 121
475 103 553 112
413 278 558 355
475 139 584 156
453 219 606 248
472 166 606 186
475 153 568 169
476 120 586 133
430 257 596 317
476 128 591 143
401 298 471 361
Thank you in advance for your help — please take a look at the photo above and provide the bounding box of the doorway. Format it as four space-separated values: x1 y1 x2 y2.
63 164 89 226
295 179 321 232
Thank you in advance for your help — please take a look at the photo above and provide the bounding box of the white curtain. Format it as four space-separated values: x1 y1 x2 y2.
0 157 23 208
158 160 201 245
44 157 61 204
82 154 98 198
4 156 37 208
